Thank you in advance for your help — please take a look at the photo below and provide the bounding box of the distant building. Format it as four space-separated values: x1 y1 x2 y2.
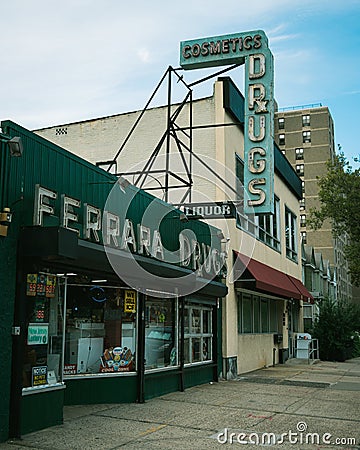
274 105 352 302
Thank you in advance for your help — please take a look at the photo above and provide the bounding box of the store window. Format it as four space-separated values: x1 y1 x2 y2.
145 296 177 370
64 283 137 375
23 274 65 389
184 304 213 364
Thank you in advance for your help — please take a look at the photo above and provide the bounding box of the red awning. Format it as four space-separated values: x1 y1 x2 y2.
287 274 314 303
233 251 314 303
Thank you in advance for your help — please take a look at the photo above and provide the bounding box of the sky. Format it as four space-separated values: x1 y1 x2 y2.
1 0 360 163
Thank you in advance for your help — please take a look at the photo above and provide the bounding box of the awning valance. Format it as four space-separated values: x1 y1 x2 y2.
233 251 314 303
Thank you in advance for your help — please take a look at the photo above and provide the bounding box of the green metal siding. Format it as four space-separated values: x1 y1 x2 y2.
21 389 64 435
64 376 138 405
0 236 17 441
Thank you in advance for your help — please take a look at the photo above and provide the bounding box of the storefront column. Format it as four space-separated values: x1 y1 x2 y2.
9 255 26 438
136 292 145 403
213 300 220 382
179 296 185 392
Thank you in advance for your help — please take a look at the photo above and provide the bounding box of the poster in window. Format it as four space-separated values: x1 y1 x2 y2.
26 274 37 297
46 275 56 298
36 274 46 296
32 366 48 387
27 324 49 345
124 290 136 313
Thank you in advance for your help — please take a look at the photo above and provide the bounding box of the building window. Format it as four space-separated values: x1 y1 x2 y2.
296 164 304 176
184 304 213 364
279 134 285 146
300 214 306 227
299 198 305 210
295 148 304 160
303 131 311 143
281 150 286 155
235 153 257 236
257 197 281 251
238 293 278 334
301 231 307 244
302 181 305 193
285 207 298 262
278 118 285 129
302 115 310 127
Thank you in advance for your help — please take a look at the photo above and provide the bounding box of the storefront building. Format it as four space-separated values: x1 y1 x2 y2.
0 121 227 441
35 76 314 378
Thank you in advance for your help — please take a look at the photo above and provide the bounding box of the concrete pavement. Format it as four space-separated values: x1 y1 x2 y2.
2 358 360 449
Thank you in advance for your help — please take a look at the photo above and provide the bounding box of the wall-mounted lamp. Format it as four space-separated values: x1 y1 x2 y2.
0 207 12 237
8 137 24 157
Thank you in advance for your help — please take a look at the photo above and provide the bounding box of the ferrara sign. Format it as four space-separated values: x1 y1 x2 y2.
180 30 274 215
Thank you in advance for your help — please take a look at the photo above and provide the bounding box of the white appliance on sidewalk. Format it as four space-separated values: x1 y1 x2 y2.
296 333 312 359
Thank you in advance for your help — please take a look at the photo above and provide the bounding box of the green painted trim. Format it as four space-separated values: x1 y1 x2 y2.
21 389 64 435
64 376 138 405
184 364 215 388
144 369 181 400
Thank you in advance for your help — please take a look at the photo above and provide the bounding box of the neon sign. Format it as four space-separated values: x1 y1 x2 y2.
180 30 274 214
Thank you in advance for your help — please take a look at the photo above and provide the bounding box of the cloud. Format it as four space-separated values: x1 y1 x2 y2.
137 49 151 64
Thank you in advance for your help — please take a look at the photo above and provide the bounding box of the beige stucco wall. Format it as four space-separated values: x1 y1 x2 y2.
237 334 279 373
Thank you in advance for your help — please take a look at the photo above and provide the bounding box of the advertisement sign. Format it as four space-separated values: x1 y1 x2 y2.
26 273 37 296
63 364 77 375
177 201 237 219
32 366 48 387
180 30 274 214
27 324 49 345
124 290 136 313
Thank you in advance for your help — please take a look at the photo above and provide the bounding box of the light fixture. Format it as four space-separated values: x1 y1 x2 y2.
91 279 108 283
8 137 24 157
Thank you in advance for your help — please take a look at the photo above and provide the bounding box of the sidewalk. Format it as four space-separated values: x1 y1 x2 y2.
2 358 360 449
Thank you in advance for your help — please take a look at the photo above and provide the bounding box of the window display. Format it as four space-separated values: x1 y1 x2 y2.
23 274 64 389
144 296 178 370
64 284 137 375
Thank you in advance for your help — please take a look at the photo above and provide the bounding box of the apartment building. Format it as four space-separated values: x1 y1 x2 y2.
274 105 352 301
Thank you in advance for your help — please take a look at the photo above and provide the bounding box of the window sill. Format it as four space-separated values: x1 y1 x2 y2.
22 382 65 396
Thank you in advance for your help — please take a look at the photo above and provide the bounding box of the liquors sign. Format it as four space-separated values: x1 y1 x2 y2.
180 30 274 214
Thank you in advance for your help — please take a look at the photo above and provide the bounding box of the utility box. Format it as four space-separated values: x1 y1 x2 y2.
296 333 311 359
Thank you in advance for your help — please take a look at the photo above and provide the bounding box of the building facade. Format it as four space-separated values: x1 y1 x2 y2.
0 121 227 441
35 76 313 378
274 105 352 301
